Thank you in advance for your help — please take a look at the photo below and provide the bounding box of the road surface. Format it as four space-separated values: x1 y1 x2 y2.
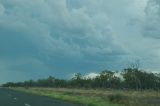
0 88 81 106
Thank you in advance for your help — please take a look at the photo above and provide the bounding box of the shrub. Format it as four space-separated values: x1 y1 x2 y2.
108 94 127 104
87 103 97 106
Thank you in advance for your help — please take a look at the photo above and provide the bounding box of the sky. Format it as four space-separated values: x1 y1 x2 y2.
0 0 160 84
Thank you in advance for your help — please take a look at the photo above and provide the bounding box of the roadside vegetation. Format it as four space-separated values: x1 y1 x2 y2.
12 87 160 106
2 62 160 106
3 68 160 90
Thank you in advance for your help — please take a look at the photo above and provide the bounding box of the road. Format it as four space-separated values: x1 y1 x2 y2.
0 88 81 106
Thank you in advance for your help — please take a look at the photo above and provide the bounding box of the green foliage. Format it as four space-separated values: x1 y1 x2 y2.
87 103 97 106
122 68 160 90
3 69 160 90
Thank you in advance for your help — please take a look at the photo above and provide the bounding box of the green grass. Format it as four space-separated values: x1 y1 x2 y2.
11 88 122 106
11 88 160 106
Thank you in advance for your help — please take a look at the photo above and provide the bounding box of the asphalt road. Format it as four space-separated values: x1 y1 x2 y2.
0 88 81 106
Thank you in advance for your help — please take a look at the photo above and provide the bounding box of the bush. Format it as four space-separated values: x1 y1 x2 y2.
108 94 127 104
87 103 97 106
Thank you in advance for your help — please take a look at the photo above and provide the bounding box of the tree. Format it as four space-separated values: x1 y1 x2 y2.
99 70 115 88
71 73 84 87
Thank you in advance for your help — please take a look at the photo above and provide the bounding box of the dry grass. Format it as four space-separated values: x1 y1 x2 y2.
12 88 160 106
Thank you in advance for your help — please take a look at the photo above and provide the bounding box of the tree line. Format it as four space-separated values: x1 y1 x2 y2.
2 67 160 90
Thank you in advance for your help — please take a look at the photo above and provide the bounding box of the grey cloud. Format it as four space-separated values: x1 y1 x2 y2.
0 0 126 75
1 0 160 83
142 0 160 38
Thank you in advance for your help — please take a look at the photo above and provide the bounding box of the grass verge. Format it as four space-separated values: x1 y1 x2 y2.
10 87 122 106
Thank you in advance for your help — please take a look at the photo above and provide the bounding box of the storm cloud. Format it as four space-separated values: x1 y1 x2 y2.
0 0 160 84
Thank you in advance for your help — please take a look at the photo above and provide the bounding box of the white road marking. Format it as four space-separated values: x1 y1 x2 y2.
25 103 31 106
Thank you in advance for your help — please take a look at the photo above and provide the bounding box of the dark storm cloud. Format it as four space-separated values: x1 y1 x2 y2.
1 0 160 84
